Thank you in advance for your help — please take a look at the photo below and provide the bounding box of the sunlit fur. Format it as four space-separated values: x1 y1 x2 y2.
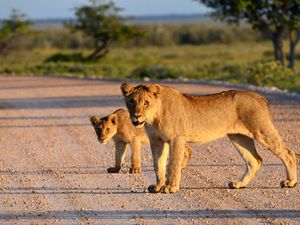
121 83 298 193
90 108 148 173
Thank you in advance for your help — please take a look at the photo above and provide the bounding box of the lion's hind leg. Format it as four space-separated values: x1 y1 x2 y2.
227 134 262 189
254 129 297 188
181 144 192 169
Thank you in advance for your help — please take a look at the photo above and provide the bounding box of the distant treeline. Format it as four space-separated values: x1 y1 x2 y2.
22 23 265 50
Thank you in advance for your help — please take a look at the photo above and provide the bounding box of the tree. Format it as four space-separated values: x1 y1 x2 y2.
0 9 32 54
65 0 143 60
287 3 300 69
197 0 300 68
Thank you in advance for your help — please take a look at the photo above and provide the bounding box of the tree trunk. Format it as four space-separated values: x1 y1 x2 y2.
271 28 285 66
89 46 109 60
88 40 110 60
288 30 300 70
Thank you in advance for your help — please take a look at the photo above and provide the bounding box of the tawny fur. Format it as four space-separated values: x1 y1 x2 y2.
121 83 298 193
90 108 192 173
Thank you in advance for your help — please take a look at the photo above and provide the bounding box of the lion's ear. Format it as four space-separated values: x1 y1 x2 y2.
121 83 134 97
147 84 161 97
110 114 117 126
90 116 100 126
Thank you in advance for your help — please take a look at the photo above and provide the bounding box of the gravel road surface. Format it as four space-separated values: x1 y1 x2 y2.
0 76 299 224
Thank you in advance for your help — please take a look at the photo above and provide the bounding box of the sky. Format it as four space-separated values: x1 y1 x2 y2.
0 0 210 19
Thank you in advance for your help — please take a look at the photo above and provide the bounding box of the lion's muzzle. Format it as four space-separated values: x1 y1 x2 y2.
132 120 145 127
131 114 146 127
99 138 107 144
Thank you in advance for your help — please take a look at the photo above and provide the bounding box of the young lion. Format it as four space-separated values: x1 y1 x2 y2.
90 108 192 173
121 83 298 193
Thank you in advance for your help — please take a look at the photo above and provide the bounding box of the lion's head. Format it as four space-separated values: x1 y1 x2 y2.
121 83 161 128
90 114 117 144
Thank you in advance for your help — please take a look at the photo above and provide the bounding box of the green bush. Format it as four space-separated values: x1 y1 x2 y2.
168 24 262 45
130 64 181 79
246 61 295 87
23 28 92 49
190 62 245 82
19 23 264 49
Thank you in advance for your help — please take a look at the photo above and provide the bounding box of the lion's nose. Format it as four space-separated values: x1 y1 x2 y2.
134 113 142 119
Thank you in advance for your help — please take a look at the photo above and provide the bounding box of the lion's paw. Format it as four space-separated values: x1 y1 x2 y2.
280 180 297 188
147 184 163 193
107 167 120 173
228 181 246 189
160 185 179 194
129 167 141 174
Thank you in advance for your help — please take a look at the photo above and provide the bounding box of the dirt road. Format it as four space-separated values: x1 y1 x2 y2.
0 76 299 224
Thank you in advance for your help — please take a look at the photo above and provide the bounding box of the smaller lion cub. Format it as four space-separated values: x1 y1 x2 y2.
90 108 192 174
90 108 148 173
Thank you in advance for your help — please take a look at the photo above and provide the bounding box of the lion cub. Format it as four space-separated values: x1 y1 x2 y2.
90 108 192 173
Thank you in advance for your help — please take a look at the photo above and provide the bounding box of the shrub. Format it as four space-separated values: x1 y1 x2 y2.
246 61 295 87
172 24 262 45
45 53 87 62
0 9 32 54
23 23 263 49
130 64 181 79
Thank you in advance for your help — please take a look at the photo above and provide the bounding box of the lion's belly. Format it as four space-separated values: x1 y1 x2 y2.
185 119 251 143
186 129 227 144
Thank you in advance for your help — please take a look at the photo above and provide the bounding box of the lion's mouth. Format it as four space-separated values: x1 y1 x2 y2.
132 121 145 127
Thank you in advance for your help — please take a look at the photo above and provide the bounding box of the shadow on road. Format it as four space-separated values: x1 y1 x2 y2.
0 186 141 195
0 115 88 120
0 209 299 220
0 163 284 175
0 78 120 90
0 95 124 109
0 123 90 128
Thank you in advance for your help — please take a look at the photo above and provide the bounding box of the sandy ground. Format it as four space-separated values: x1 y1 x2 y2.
0 75 299 225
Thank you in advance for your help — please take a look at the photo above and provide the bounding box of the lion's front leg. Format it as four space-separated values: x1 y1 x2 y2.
148 138 169 193
107 141 127 173
161 138 185 194
129 139 142 174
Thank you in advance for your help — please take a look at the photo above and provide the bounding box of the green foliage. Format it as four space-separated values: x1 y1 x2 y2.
45 53 88 63
198 0 300 30
130 23 262 46
18 28 94 51
0 43 299 92
65 0 144 59
194 62 245 82
198 0 300 67
130 65 181 79
7 23 264 50
0 9 31 54
246 61 295 87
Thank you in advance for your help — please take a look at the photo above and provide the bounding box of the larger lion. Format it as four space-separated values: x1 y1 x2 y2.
121 83 298 194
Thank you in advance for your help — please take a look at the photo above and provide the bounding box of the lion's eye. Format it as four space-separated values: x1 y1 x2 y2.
106 128 110 133
144 101 149 107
